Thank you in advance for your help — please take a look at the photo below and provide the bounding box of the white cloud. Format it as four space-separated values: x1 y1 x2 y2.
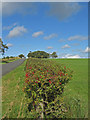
68 35 88 41
3 23 17 30
32 31 44 38
47 46 53 49
62 44 70 49
7 26 27 38
44 33 57 40
62 54 80 58
2 2 37 16
84 47 90 53
59 39 66 42
48 3 81 21
6 43 13 47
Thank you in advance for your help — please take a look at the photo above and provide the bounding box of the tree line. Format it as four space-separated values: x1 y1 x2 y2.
0 38 58 59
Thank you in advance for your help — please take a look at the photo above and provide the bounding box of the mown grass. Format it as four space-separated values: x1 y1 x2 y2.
51 58 88 118
2 58 88 118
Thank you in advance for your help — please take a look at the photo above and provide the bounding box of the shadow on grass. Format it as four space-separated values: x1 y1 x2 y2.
2 61 9 63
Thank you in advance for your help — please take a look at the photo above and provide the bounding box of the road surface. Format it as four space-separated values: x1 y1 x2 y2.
0 58 26 78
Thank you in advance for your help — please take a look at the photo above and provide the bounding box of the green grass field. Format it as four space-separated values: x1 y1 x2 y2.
51 59 88 118
2 59 88 118
0 59 19 64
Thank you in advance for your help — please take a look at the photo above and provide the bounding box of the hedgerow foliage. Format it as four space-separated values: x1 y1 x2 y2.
23 58 73 118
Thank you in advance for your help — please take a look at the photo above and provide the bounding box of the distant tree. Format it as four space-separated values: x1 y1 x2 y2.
6 56 9 59
19 54 25 58
51 52 58 58
0 38 8 55
10 56 14 58
27 51 50 58
27 51 32 58
3 57 6 59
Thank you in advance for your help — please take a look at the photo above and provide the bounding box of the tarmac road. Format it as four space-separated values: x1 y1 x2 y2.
0 58 26 78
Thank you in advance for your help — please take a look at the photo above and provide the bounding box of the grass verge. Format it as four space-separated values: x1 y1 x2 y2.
2 60 27 118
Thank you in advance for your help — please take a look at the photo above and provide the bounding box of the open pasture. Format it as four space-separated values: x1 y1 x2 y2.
51 58 88 118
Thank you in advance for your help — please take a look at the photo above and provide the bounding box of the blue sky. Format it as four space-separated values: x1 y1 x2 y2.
2 2 88 58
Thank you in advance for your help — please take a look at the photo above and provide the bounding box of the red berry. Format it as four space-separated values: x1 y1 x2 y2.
26 73 28 77
49 80 51 84
36 81 38 83
59 82 61 85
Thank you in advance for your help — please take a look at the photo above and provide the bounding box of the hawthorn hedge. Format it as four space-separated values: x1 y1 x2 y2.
23 58 73 118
